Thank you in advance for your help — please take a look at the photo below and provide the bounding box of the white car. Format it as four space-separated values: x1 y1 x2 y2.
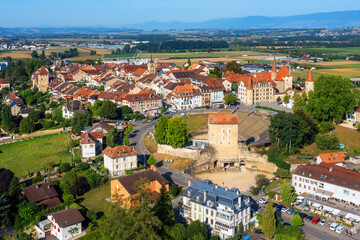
281 207 289 213
330 222 339 231
319 219 327 226
336 225 346 234
259 198 267 204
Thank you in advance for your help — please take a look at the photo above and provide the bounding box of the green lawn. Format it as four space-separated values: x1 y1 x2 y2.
0 133 72 177
185 114 209 133
80 182 112 215
104 53 135 58
300 47 360 56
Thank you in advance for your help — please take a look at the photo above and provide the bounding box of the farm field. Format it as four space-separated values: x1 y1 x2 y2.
299 47 360 56
0 133 72 177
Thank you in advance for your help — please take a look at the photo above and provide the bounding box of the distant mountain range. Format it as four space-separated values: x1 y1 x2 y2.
0 10 360 35
126 10 360 30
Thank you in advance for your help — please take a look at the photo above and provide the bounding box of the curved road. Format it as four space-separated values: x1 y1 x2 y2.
130 113 199 187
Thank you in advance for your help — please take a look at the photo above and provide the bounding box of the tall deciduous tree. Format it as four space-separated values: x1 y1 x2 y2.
166 117 189 148
99 100 118 119
262 200 276 239
279 180 297 205
20 118 35 133
292 214 303 226
71 111 93 134
224 93 237 105
170 223 187 240
154 116 168 144
187 220 209 240
223 61 242 74
106 127 119 148
305 75 355 123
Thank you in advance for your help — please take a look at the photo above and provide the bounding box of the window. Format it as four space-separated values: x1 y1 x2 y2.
319 183 324 189
344 189 349 195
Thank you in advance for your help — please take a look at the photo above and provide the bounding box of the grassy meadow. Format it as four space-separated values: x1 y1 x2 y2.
0 133 72 177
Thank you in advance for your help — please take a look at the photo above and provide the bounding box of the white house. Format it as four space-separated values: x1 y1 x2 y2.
44 208 85 240
181 180 251 239
80 131 103 158
292 163 360 205
62 100 85 119
316 152 346 167
103 145 139 176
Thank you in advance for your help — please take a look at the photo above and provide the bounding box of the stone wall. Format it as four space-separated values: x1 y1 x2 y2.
238 145 277 173
157 144 200 160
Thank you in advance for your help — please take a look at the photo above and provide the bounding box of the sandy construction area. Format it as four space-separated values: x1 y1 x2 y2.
196 168 274 192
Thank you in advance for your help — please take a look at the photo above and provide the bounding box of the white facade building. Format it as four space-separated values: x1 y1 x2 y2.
103 145 139 176
181 180 251 239
48 208 84 240
292 163 360 205
80 131 103 158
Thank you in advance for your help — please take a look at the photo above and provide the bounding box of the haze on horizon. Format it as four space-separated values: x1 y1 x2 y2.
1 0 360 28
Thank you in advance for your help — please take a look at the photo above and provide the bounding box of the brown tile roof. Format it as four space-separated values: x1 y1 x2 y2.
97 91 119 100
122 65 147 73
64 100 85 112
51 208 85 228
23 183 59 203
116 169 168 195
81 131 103 144
90 120 112 132
318 152 346 164
124 90 162 102
0 77 11 84
292 162 360 192
39 197 62 210
103 145 139 158
208 113 239 124
39 66 49 76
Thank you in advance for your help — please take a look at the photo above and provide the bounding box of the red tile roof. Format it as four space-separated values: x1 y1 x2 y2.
272 58 277 73
133 68 147 77
318 152 346 164
103 145 139 158
124 90 162 102
275 65 291 81
81 131 103 144
74 88 93 97
292 162 360 192
208 113 239 124
172 84 194 97
38 66 48 76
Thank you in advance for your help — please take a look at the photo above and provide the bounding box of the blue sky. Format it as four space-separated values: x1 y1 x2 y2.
1 0 360 27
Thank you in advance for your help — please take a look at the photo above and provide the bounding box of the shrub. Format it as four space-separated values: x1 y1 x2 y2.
170 184 181 197
315 134 339 150
318 121 335 134
69 140 80 148
59 163 71 173
76 162 89 170
86 210 98 222
251 186 261 195
275 169 291 178
268 191 275 199
32 171 44 184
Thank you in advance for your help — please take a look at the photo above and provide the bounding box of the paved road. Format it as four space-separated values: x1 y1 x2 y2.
130 113 199 188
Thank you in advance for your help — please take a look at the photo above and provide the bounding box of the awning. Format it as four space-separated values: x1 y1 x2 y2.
312 203 321 209
332 209 341 216
322 206 334 212
297 196 304 200
345 213 360 222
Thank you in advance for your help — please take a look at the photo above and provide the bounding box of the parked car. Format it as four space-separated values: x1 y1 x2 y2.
254 228 263 234
311 217 321 224
294 211 301 216
336 225 346 234
273 203 278 207
169 108 177 113
319 219 327 226
287 209 295 215
281 207 289 213
259 198 268 204
276 205 284 211
305 216 314 222
330 222 339 231
181 113 186 116
300 213 308 219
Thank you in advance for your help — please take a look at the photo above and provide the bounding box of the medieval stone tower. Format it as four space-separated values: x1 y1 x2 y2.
305 70 314 93
147 55 156 75
37 66 49 93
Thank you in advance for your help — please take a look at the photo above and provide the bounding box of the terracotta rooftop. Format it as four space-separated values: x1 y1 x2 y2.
51 208 85 228
318 152 346 164
103 145 139 158
292 162 360 192
133 68 147 77
208 113 239 124
81 131 103 144
306 70 314 82
275 65 291 81
38 66 48 76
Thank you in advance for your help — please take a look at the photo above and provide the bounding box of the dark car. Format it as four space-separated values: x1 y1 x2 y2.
300 213 308 219
305 216 314 222
276 205 284 211
273 203 278 207
254 228 263 234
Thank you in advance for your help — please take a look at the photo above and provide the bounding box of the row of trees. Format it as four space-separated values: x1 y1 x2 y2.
49 48 79 59
136 40 228 52
154 116 190 148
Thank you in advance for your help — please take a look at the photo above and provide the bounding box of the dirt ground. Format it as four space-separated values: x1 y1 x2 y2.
195 168 274 192
0 52 31 58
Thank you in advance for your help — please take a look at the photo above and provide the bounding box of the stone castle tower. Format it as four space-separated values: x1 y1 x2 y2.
271 58 277 81
37 66 49 93
305 70 314 93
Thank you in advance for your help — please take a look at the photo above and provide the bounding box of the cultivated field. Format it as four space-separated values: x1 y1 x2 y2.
0 133 72 177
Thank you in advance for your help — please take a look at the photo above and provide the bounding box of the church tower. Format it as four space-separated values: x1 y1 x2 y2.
305 70 314 93
271 57 277 81
147 55 156 75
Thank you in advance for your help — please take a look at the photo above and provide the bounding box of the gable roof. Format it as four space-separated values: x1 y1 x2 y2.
51 208 85 228
124 90 162 102
116 169 168 195
292 162 360 192
39 66 49 76
318 152 346 164
172 84 194 97
102 145 139 158
90 120 112 132
81 131 103 144
133 68 147 77
64 100 85 112
208 113 238 124
23 182 59 203
275 65 291 81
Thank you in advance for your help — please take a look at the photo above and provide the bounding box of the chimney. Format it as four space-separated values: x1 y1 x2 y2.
222 182 224 188
48 185 51 189
329 167 333 173
36 184 39 189
238 195 241 206
187 179 191 187
204 190 207 202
